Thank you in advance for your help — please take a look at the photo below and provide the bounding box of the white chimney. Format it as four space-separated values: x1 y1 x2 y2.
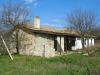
33 16 40 29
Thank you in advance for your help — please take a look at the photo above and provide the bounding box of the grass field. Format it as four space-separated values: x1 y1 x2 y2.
0 50 100 75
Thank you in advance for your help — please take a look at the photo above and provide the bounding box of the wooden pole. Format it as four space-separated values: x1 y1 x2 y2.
43 45 45 57
0 35 13 60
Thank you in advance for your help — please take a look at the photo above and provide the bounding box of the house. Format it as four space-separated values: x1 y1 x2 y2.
0 16 95 57
14 16 94 57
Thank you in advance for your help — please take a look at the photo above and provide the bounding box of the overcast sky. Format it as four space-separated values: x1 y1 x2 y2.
0 0 100 28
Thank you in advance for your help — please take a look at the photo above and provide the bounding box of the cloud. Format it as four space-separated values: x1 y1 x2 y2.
52 19 63 23
25 0 36 3
51 18 66 25
24 0 38 6
42 17 66 28
42 23 65 28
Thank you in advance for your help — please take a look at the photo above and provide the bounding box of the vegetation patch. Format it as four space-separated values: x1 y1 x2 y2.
0 50 100 75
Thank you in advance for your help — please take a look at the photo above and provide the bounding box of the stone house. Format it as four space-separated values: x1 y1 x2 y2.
15 16 94 57
0 16 95 57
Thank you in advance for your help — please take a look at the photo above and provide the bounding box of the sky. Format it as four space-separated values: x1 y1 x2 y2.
0 0 100 28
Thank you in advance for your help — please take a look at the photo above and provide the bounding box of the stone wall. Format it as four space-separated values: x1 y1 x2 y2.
19 29 55 57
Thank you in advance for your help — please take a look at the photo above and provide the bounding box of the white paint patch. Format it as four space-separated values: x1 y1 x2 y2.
72 38 82 50
89 39 92 46
92 38 94 46
61 36 64 52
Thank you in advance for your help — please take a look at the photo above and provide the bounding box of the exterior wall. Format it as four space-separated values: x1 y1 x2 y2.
88 38 94 46
84 38 94 47
91 38 94 46
72 37 95 50
84 39 88 48
57 36 60 51
0 29 95 56
89 39 92 47
72 38 82 50
61 36 64 52
19 30 55 57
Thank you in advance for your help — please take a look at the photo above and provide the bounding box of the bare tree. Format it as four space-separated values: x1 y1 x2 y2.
67 9 97 49
93 26 100 40
0 1 30 54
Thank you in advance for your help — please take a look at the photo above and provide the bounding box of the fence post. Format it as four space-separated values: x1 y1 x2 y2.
43 45 45 57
